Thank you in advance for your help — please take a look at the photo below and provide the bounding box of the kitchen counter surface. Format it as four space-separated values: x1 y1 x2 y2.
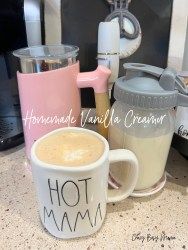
0 142 188 250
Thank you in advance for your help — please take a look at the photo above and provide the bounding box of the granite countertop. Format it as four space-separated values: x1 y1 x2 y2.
0 142 188 250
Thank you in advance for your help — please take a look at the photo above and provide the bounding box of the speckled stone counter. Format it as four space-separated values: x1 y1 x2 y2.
0 143 188 250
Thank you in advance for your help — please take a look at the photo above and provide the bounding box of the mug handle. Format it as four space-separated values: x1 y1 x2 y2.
77 65 111 139
107 149 139 203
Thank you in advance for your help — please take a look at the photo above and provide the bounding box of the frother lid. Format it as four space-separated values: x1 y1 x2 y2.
114 63 188 109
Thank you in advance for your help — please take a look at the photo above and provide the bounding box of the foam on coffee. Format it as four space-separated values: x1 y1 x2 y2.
35 130 104 166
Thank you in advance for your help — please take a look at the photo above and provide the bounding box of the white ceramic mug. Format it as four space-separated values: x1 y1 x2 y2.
31 127 138 239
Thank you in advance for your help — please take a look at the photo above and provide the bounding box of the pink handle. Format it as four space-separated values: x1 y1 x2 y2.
77 65 111 93
77 65 111 139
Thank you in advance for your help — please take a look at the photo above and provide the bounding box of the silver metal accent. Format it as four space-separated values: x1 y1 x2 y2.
97 52 120 56
18 58 77 74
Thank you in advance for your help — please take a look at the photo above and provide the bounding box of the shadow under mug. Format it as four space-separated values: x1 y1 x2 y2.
31 127 138 239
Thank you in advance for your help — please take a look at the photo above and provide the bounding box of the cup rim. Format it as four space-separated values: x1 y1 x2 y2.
13 44 79 60
31 127 109 172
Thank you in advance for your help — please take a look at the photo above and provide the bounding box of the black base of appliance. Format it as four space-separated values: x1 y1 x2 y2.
0 1 28 151
0 117 24 151
172 133 188 160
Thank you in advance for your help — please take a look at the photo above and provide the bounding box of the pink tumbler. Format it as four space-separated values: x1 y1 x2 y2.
13 45 111 165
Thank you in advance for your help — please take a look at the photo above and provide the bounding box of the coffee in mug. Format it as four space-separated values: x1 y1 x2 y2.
31 127 139 239
35 131 104 167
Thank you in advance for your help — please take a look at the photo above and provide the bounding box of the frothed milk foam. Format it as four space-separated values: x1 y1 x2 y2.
36 131 104 166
